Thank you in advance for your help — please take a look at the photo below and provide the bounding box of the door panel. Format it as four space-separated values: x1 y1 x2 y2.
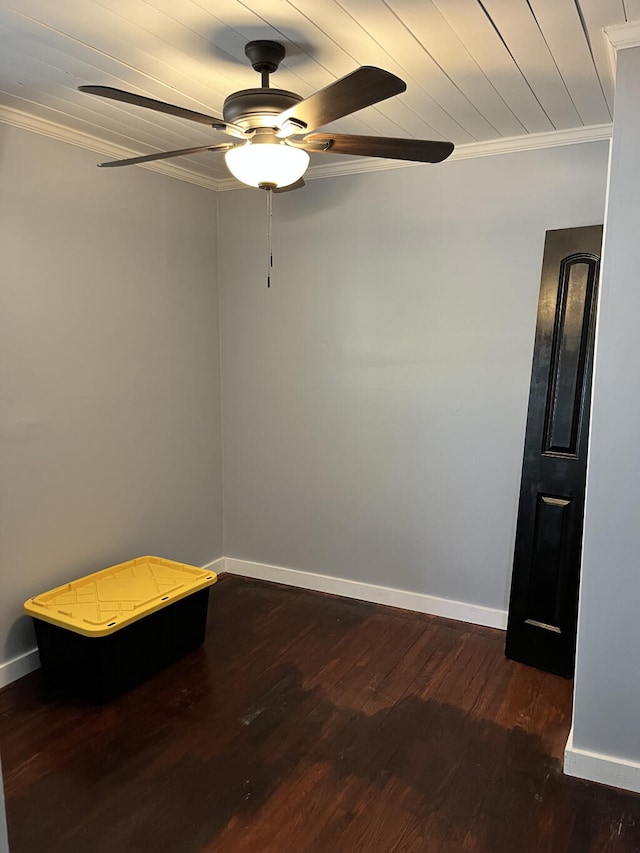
526 493 572 630
505 225 602 677
543 256 600 455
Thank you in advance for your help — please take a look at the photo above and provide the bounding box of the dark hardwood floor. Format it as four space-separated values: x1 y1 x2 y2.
1 574 639 852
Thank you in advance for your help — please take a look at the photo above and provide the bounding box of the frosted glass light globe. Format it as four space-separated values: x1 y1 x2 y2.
225 140 310 189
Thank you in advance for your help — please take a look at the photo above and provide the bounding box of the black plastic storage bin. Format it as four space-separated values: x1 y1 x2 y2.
24 557 217 702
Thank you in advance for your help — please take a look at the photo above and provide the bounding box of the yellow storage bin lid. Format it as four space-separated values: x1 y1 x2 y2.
24 556 217 637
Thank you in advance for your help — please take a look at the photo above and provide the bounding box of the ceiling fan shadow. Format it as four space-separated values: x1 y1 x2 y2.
201 26 315 73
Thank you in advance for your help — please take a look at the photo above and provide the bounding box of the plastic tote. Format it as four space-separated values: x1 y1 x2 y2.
24 556 217 701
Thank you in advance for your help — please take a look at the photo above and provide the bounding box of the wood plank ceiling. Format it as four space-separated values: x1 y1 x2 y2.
0 0 631 188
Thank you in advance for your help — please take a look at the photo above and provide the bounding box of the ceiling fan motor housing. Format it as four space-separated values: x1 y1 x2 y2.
222 89 302 131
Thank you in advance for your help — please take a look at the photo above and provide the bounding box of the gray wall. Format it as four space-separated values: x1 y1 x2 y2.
218 142 609 610
572 46 640 762
0 126 223 668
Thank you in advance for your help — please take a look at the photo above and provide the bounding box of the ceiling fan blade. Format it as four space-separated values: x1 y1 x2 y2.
276 67 406 135
295 133 454 163
97 143 235 168
272 178 305 193
78 86 244 136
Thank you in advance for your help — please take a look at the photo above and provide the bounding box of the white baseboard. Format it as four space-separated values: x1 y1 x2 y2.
222 557 508 630
0 648 40 689
0 555 505 689
201 556 226 575
564 727 640 794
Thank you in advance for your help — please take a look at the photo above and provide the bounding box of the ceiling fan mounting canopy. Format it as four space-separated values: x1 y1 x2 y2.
244 39 286 75
78 38 455 187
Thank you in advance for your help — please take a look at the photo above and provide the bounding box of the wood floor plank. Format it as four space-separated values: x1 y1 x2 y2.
1 574 640 852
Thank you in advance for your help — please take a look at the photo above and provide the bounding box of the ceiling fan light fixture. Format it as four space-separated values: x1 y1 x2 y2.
225 135 310 189
80 43 454 180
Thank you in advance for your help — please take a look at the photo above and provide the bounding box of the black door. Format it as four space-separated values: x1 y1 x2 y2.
505 225 602 677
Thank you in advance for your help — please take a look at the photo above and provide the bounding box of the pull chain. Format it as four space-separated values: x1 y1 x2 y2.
266 186 273 288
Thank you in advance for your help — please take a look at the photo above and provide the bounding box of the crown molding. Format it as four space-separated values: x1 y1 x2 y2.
605 20 640 51
0 104 612 194
0 104 221 192
450 122 612 158
604 20 640 81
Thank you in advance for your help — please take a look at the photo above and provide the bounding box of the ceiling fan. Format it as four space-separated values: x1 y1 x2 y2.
79 40 454 191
